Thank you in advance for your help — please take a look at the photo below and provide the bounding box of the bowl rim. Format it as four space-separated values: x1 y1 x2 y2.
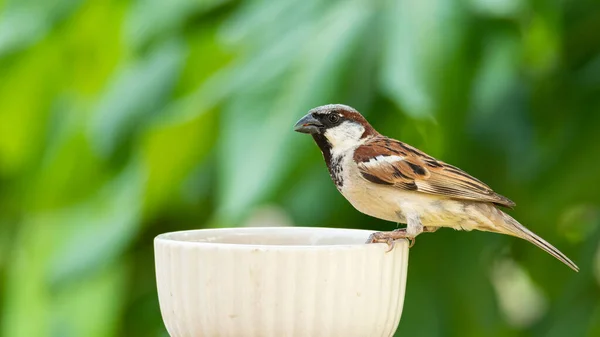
154 226 409 250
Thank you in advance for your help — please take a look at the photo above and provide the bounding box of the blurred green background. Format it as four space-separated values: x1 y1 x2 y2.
1 0 599 336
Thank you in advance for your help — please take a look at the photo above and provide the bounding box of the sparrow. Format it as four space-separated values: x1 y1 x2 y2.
293 104 579 272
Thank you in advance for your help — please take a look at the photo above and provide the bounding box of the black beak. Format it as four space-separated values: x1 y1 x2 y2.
293 114 323 134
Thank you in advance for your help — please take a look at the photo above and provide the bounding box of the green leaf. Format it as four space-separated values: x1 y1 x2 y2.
216 0 373 223
0 162 141 337
46 163 144 286
380 0 465 119
51 263 127 337
0 0 82 57
470 33 520 114
0 37 64 176
125 0 229 49
90 40 185 156
139 98 217 215
468 0 525 18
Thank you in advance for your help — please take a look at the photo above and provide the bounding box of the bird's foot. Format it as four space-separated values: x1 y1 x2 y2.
366 228 415 252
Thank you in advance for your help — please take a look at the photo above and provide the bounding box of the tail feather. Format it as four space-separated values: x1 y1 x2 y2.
497 211 579 272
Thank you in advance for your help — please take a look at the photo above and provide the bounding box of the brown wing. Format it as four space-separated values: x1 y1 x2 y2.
353 137 515 208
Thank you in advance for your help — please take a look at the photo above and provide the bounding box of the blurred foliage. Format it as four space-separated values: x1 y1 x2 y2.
0 0 599 336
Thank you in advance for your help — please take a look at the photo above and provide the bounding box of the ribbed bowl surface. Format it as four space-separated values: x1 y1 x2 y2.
155 227 409 337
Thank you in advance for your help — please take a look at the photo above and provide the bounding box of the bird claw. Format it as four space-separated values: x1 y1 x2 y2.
384 237 395 252
366 229 415 252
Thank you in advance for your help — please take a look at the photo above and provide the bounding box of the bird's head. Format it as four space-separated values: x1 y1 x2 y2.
294 104 377 152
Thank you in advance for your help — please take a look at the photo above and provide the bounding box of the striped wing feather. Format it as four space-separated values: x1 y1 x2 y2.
354 137 515 208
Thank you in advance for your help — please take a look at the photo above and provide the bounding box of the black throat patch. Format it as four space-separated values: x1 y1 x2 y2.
312 134 344 188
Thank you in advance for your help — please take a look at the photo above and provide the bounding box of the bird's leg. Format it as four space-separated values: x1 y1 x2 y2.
403 212 424 248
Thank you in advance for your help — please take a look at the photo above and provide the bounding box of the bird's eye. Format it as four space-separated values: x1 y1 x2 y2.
328 114 340 124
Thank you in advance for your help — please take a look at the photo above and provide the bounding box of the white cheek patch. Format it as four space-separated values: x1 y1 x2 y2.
324 122 366 157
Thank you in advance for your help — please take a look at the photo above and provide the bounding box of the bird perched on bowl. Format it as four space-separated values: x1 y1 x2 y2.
293 104 578 272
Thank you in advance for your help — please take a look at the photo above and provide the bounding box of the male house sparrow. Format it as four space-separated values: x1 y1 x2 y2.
294 104 579 272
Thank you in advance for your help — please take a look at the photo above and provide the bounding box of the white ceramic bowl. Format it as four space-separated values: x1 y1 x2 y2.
155 227 409 337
